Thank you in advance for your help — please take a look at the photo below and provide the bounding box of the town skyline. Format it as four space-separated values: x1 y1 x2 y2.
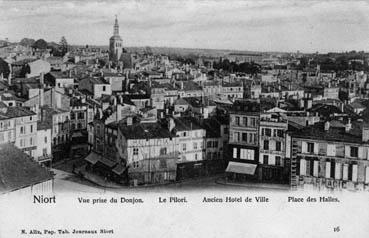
2 0 369 53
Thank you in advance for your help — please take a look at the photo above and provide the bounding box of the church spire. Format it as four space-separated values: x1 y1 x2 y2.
114 15 119 36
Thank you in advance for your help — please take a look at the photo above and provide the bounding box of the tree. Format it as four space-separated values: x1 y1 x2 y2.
19 38 35 47
32 39 48 49
0 58 10 79
59 36 68 56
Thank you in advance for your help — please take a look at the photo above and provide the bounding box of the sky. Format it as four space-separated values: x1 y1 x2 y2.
1 0 369 53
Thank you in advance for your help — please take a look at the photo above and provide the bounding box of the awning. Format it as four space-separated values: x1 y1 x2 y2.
112 164 127 175
84 152 99 165
97 157 117 168
226 162 257 175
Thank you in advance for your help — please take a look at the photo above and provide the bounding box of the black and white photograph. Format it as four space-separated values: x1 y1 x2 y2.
0 0 369 237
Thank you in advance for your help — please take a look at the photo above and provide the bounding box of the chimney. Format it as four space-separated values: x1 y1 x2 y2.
345 118 352 132
40 72 44 86
324 121 330 131
362 126 369 142
7 71 12 86
168 117 175 132
127 116 133 126
39 88 44 106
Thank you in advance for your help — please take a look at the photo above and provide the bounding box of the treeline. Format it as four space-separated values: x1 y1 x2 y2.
298 52 369 72
213 59 261 75
19 37 69 57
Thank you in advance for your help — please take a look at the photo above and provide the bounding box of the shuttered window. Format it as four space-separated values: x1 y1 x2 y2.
335 163 342 180
343 164 349 180
233 148 237 159
300 159 306 176
327 144 336 156
313 160 319 177
352 164 358 182
325 161 331 178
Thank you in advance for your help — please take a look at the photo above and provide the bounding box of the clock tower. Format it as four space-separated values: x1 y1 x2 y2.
109 15 123 62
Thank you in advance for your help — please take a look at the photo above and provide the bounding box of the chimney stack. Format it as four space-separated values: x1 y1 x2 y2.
127 116 133 126
362 126 369 142
7 72 12 86
40 72 44 86
168 117 175 132
345 118 352 132
324 121 330 131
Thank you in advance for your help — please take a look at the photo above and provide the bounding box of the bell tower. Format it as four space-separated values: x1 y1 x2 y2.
109 15 123 62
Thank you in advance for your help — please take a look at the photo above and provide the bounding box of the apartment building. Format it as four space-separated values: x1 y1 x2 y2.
259 112 289 182
290 120 369 191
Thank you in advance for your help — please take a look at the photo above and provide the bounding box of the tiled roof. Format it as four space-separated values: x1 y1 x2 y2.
230 99 260 113
0 143 53 193
118 121 175 139
174 117 203 131
291 121 366 144
0 106 35 119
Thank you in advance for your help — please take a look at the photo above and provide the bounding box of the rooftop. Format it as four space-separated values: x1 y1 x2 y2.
291 120 367 144
118 121 175 140
0 143 53 193
0 106 35 120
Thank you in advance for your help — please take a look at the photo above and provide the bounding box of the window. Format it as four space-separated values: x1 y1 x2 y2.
30 137 33 145
223 127 229 134
233 148 238 159
276 141 281 151
240 149 254 160
20 126 24 134
307 142 314 153
207 141 212 148
30 125 33 133
102 86 106 91
276 156 281 166
195 154 198 160
265 128 271 137
235 132 240 142
250 118 256 127
43 148 47 156
327 144 336 156
182 143 186 151
243 117 247 126
193 142 197 150
249 133 253 143
277 130 284 137
183 132 187 137
214 141 218 148
160 147 167 155
71 113 75 120
78 112 84 119
133 148 138 155
263 140 269 150
240 149 247 159
242 133 247 142
30 116 32 121
263 155 269 164
235 116 240 126
350 146 358 157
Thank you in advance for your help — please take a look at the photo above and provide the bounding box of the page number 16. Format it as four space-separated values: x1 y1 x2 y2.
333 226 340 232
